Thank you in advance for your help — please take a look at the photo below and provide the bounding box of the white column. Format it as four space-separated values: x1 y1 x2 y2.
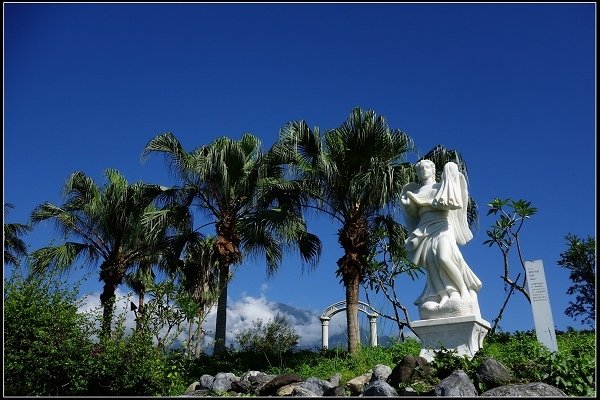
320 317 330 350
369 314 378 347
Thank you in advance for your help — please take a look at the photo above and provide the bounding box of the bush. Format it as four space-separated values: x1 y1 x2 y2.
3 270 95 396
480 330 596 397
3 269 193 396
234 313 300 368
85 330 190 396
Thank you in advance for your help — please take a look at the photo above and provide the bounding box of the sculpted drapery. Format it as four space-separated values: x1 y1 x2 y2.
401 160 482 319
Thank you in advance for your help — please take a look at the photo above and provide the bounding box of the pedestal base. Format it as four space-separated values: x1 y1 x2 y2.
411 315 491 362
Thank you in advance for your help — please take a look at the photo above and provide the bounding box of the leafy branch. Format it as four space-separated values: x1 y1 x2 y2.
484 198 537 333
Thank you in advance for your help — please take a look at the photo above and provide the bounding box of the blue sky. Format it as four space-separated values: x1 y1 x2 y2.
4 3 596 347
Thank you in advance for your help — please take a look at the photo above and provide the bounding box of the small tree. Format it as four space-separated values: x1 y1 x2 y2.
557 234 596 328
362 215 423 340
484 198 537 333
235 313 300 368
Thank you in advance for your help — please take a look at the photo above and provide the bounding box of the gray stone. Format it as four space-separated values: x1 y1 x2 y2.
301 377 334 395
324 385 351 396
241 370 266 382
211 372 239 393
198 374 214 390
230 379 252 394
434 370 478 397
363 380 399 397
292 386 320 397
475 357 513 388
370 364 393 382
481 382 568 397
329 373 342 386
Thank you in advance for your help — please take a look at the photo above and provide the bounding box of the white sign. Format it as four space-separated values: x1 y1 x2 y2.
525 260 558 352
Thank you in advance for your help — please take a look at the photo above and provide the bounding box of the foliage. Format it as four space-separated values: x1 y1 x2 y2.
429 347 473 379
484 198 537 333
134 280 189 351
362 216 423 339
480 330 596 397
234 313 300 368
85 326 190 396
3 269 95 396
3 202 32 266
28 168 173 337
142 132 321 355
274 107 417 354
557 234 596 327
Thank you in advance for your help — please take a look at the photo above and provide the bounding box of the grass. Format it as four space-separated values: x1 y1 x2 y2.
187 329 596 397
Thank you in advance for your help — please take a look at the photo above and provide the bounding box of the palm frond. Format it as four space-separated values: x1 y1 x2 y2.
29 242 96 276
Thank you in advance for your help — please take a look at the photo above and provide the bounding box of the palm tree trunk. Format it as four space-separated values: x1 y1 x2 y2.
99 281 118 338
213 263 229 356
346 274 361 355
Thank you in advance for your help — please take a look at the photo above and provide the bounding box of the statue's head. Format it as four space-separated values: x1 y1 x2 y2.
415 159 435 182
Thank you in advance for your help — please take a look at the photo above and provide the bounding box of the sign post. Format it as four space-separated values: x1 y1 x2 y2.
524 260 558 352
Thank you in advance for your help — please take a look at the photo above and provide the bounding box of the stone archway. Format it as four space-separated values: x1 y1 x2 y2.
319 300 379 350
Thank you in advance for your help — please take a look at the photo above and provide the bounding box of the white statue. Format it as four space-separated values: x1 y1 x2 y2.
401 160 482 320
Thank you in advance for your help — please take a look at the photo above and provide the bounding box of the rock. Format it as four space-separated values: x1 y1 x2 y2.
346 371 372 396
184 381 200 394
230 379 252 394
323 385 351 396
329 373 341 387
291 386 320 396
481 382 568 397
241 370 266 382
300 377 334 395
370 364 393 382
198 374 214 390
434 370 478 397
276 382 303 396
211 372 239 393
387 354 432 388
363 380 399 396
181 388 211 396
258 373 304 396
475 357 513 388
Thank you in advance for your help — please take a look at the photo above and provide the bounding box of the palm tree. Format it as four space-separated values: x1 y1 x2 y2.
29 169 171 337
142 133 321 355
273 107 417 354
4 203 32 267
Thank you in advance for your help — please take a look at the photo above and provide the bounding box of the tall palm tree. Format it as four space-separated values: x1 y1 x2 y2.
4 203 32 267
29 169 171 337
142 133 321 355
273 107 417 354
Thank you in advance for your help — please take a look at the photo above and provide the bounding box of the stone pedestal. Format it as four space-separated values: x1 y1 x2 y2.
411 315 491 362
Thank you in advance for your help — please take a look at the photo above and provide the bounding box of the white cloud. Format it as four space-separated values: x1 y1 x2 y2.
76 287 400 353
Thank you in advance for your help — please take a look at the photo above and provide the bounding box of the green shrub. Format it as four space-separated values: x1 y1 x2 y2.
234 313 300 369
3 270 95 396
480 330 596 397
85 330 190 396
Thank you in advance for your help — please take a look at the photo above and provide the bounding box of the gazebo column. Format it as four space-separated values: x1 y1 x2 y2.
369 314 378 347
320 317 331 350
